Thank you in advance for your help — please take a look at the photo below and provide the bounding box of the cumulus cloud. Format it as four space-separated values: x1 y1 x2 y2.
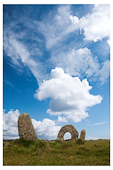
3 109 20 139
3 109 61 140
70 4 110 44
34 67 103 123
31 119 61 140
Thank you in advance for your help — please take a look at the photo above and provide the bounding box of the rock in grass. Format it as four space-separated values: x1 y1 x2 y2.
18 113 38 141
57 124 78 141
80 129 86 140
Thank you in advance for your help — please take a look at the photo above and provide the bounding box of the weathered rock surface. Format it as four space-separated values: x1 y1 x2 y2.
18 113 38 141
80 129 86 140
57 124 78 141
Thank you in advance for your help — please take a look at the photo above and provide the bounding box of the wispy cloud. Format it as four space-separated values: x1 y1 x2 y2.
37 4 110 85
37 5 73 50
86 136 110 140
50 47 110 85
4 80 21 93
4 80 14 88
37 4 110 50
3 4 110 86
98 60 110 85
3 28 48 84
89 121 108 126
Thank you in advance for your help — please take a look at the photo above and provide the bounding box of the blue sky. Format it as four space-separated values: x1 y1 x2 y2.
3 4 110 140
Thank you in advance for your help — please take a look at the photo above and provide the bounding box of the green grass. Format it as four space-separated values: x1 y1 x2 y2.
3 138 110 165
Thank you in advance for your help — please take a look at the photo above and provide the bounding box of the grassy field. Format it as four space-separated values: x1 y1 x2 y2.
3 138 110 165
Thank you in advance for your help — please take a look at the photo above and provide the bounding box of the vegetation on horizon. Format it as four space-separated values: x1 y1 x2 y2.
3 138 110 165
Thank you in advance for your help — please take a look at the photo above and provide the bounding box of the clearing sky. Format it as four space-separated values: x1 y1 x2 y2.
3 3 110 140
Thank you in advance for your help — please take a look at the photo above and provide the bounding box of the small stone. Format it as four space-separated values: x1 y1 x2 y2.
57 124 78 141
18 113 38 141
80 129 86 140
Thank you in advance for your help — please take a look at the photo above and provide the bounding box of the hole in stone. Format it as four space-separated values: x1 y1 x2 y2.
64 132 71 140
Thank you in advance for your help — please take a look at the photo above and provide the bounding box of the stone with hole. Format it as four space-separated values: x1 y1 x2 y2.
80 129 86 140
18 113 38 141
57 124 78 141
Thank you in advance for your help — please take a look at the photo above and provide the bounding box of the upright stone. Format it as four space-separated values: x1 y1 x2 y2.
80 129 86 140
18 113 38 141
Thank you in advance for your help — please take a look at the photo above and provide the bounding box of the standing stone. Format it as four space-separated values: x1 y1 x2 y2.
18 113 38 141
80 129 86 140
57 124 78 141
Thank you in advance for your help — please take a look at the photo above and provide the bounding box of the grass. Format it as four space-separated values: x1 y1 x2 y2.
3 138 110 165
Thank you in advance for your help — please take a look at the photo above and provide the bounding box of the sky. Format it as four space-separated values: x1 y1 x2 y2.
3 3 110 140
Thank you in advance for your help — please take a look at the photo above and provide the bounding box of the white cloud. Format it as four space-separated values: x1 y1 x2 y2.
38 4 110 50
38 4 110 85
3 109 109 140
55 116 68 124
69 15 79 24
3 31 47 84
99 60 110 85
89 121 108 126
50 47 110 85
34 67 103 123
37 5 77 50
70 4 110 44
3 109 61 140
31 119 61 140
3 109 20 139
4 80 14 88
107 39 110 45
66 48 100 78
3 5 110 86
